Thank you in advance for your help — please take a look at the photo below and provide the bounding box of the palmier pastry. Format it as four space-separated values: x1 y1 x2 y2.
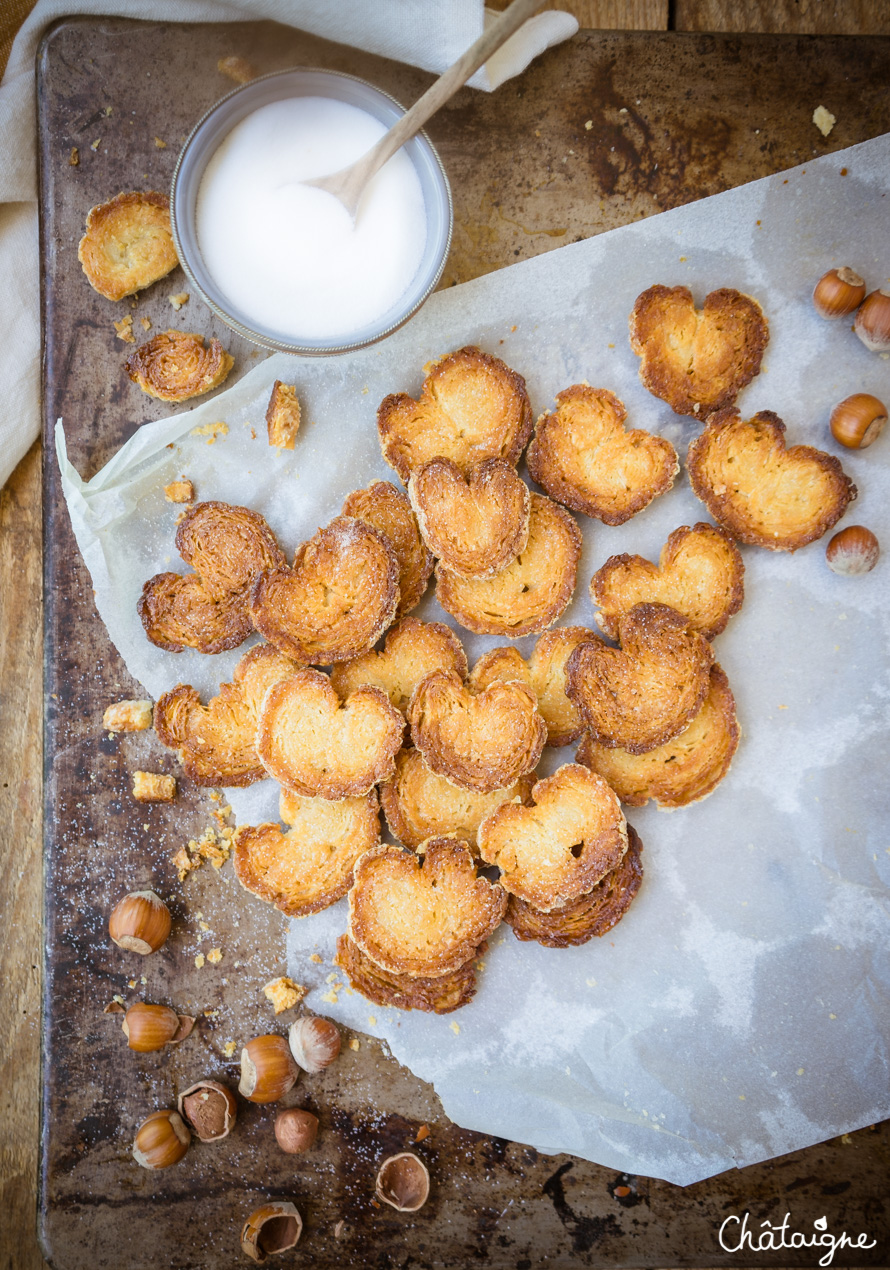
577 664 739 808
154 644 297 785
436 494 581 638
686 408 856 551
265 380 301 449
565 603 714 754
380 747 535 852
347 838 507 978
251 517 399 664
335 934 477 1014
330 618 467 714
408 457 530 578
467 627 595 746
506 825 643 946
257 669 403 799
526 385 678 525
408 670 546 795
377 346 533 482
78 191 177 301
629 284 768 417
341 482 433 617
477 764 627 911
138 501 286 654
126 330 234 402
234 786 380 917
591 522 744 641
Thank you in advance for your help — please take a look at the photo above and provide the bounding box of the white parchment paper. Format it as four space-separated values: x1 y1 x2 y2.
57 134 890 1186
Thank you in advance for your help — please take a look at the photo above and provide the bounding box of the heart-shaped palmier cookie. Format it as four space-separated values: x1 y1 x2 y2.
566 603 714 754
341 481 433 617
408 457 530 578
527 385 678 525
408 670 547 795
347 838 507 978
335 933 477 1014
155 644 298 786
138 501 286 654
477 764 628 912
377 346 533 482
591 521 744 640
629 284 768 417
251 516 399 664
257 669 404 799
686 408 856 550
233 786 380 918
330 617 467 714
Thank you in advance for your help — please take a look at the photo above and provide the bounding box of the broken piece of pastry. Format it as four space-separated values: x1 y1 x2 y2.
591 522 744 640
565 603 714 754
265 381 301 449
154 644 298 786
103 699 153 732
330 617 467 715
436 493 581 637
527 385 678 524
335 933 477 1014
629 284 768 417
132 771 176 802
126 330 234 402
576 664 739 809
234 786 380 917
138 501 286 654
251 517 399 664
408 456 530 578
377 346 533 481
686 408 856 550
408 670 546 795
78 191 178 301
341 481 433 617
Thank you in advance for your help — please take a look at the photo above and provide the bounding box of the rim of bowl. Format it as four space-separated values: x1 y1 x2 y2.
170 68 454 357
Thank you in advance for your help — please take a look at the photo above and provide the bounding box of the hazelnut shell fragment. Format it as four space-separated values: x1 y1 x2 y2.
121 1001 194 1052
241 1202 302 1263
178 1080 238 1142
812 266 866 318
274 1108 318 1154
239 1034 299 1103
109 890 171 955
825 525 880 575
375 1152 430 1212
829 393 887 449
132 1109 190 1169
288 1015 341 1074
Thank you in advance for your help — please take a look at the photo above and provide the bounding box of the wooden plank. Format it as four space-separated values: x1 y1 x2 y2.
490 0 669 28
674 0 890 34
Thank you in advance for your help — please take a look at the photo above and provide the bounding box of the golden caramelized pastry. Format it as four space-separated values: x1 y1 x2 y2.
126 329 234 402
164 480 194 504
132 771 176 802
251 517 399 664
103 699 153 732
467 627 595 746
436 494 581 638
686 408 857 551
577 664 739 808
330 617 467 714
154 644 298 786
78 191 177 301
335 934 477 1014
380 747 535 852
233 786 380 917
138 501 287 654
265 380 301 449
591 522 744 641
347 838 507 978
408 670 547 795
408 457 530 578
629 284 769 417
526 385 678 525
341 482 433 617
477 764 627 912
377 346 533 482
257 669 403 799
506 825 643 946
566 603 714 754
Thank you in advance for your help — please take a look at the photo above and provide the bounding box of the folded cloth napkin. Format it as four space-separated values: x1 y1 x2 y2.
0 0 577 491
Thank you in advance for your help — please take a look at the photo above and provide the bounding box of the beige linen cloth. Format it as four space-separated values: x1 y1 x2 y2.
0 0 577 490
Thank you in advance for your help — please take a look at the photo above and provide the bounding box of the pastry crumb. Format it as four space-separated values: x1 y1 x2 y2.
223 1040 237 1057
415 1124 430 1142
140 316 152 331
154 136 167 148
132 770 175 802
348 1038 360 1051
206 948 223 964
450 1021 460 1035
309 953 323 964
190 420 228 444
103 699 152 731
164 479 194 503
194 953 205 969
114 315 136 343
69 147 79 166
813 105 836 136
263 976 307 1014
265 380 301 449
90 138 100 151
169 291 189 310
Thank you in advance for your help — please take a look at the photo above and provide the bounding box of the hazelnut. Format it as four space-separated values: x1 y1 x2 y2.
109 890 171 955
825 525 880 575
122 1002 194 1052
812 266 866 318
132 1109 190 1169
241 1202 302 1263
178 1080 238 1142
238 1035 299 1103
274 1108 318 1154
854 288 890 352
288 1016 341 1074
375 1152 430 1212
829 393 887 449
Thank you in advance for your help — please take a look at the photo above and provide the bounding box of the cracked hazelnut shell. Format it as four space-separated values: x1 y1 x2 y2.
178 1080 238 1142
375 1152 430 1212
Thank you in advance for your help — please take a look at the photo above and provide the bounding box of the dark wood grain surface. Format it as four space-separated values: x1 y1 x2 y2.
37 17 890 1270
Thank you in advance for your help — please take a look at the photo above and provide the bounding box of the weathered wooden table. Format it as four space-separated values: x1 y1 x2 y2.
34 15 890 1269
